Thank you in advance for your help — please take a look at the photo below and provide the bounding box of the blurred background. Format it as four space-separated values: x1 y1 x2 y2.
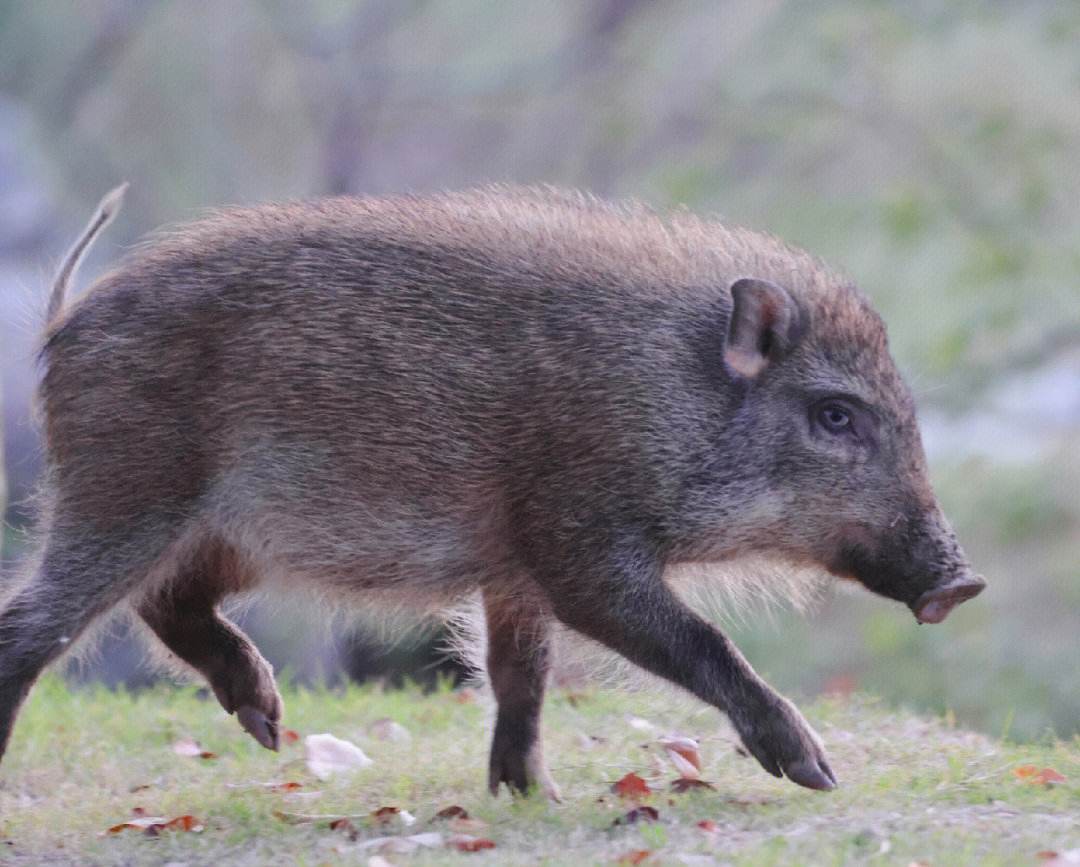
1 1 1078 742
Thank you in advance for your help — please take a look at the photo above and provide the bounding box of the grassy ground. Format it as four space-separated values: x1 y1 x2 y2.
0 677 1077 866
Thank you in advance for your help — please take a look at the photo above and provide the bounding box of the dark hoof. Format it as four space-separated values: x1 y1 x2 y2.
237 704 280 751
783 757 837 791
737 696 838 792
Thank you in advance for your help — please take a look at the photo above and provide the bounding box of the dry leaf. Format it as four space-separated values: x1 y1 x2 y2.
329 818 358 840
265 781 304 793
372 806 416 827
433 805 470 821
104 814 203 836
282 729 301 745
171 738 216 760
697 820 718 833
446 834 496 852
1014 765 1067 786
612 806 660 826
369 718 411 742
657 736 701 779
304 733 372 779
1037 850 1080 865
612 772 652 799
616 850 652 865
453 688 479 704
671 778 715 793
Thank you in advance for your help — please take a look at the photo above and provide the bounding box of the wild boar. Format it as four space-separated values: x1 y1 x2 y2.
0 185 985 797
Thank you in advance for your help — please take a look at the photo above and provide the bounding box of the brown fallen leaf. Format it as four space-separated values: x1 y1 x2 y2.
329 818 358 840
172 737 217 759
446 834 496 852
433 805 470 821
1037 849 1080 865
697 820 718 833
128 783 152 793
104 814 203 836
453 688 479 704
264 781 304 793
1014 765 1067 786
431 805 485 831
670 778 716 793
282 728 301 745
615 850 652 865
612 772 652 800
612 806 660 827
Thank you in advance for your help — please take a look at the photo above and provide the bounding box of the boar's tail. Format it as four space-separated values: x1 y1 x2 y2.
45 182 128 327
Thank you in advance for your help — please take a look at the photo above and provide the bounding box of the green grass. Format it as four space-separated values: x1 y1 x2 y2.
1 677 1078 865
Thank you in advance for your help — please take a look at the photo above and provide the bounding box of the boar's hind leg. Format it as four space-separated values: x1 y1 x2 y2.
0 521 178 763
544 560 837 792
483 587 560 800
137 539 282 751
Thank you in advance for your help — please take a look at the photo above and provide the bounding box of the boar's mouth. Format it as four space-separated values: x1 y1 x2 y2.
910 573 986 624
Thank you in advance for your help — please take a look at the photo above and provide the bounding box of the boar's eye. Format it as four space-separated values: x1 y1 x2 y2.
815 402 854 435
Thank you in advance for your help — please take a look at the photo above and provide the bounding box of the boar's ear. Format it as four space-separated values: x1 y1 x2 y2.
724 277 805 379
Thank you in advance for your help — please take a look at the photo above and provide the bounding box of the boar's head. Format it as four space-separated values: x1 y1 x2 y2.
718 276 985 624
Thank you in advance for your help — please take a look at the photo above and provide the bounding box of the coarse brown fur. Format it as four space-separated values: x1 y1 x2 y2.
0 185 984 795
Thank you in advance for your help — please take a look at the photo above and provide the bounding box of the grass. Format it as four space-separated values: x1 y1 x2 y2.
0 677 1078 866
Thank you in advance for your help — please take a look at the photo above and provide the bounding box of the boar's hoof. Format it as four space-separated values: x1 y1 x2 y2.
912 574 987 625
488 741 561 801
782 757 838 791
236 705 280 751
737 698 837 791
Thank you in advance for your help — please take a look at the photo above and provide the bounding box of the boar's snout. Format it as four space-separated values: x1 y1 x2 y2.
910 572 986 624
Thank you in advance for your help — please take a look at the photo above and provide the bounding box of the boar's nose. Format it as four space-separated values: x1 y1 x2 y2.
911 573 986 624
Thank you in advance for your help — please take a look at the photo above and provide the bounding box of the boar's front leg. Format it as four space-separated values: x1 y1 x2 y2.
541 552 837 791
483 587 560 800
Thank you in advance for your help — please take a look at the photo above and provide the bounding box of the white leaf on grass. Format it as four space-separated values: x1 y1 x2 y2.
171 738 215 759
355 832 444 854
658 735 701 779
304 733 373 780
369 718 411 742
